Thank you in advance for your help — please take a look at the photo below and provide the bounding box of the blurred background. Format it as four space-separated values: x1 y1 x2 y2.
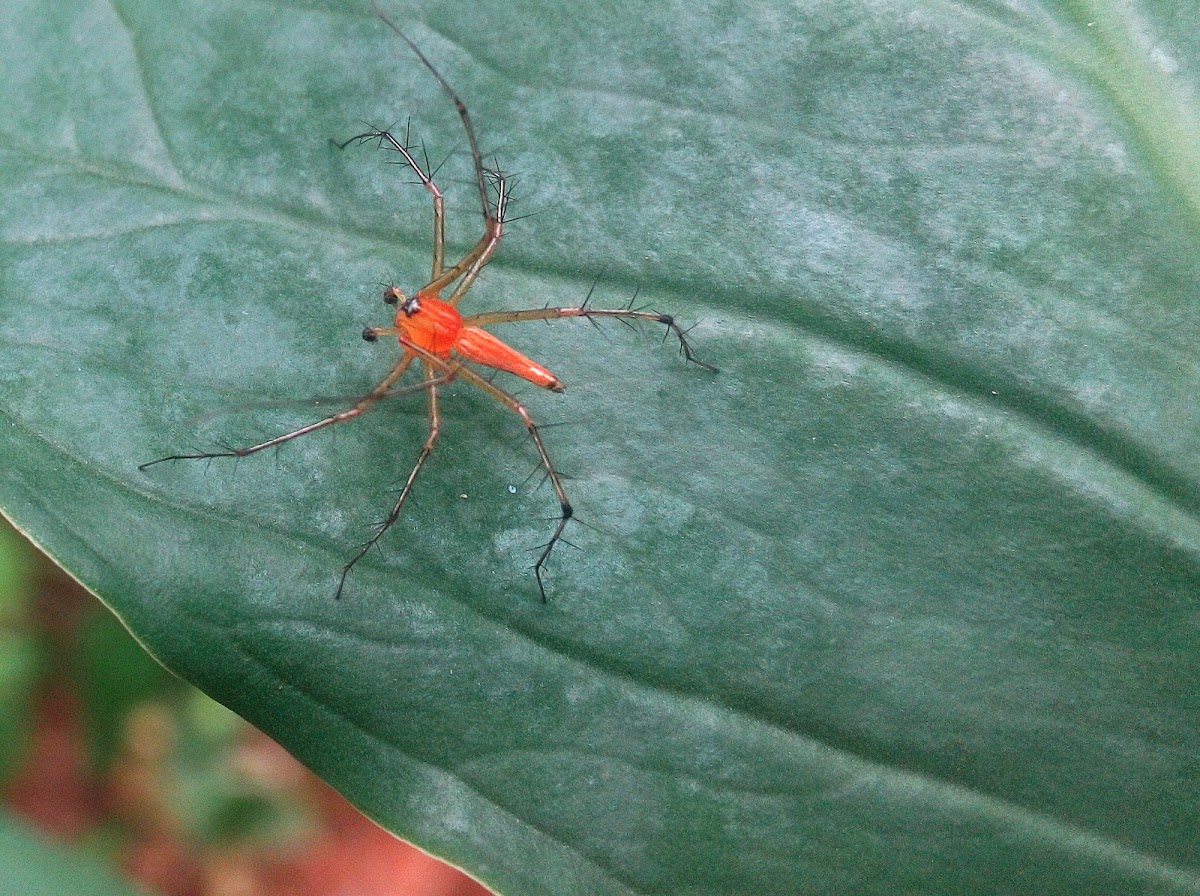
0 515 492 896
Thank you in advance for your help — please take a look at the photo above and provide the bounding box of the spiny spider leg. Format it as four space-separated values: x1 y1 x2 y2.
372 7 492 226
336 358 449 599
443 168 508 306
359 9 503 306
335 126 446 280
395 337 571 603
462 305 718 371
340 123 508 307
137 355 456 470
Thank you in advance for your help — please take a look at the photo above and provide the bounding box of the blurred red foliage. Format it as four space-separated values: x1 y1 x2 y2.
1 534 494 896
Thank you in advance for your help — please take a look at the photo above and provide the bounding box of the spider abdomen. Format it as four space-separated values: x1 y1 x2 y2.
454 326 563 393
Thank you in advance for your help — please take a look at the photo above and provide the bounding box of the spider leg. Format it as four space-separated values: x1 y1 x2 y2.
138 353 426 470
442 168 508 306
399 338 569 602
373 8 491 224
334 126 446 280
371 9 507 307
336 359 448 598
461 304 719 372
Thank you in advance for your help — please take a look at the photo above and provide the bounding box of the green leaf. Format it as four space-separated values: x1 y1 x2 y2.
0 814 147 896
2 1 1198 894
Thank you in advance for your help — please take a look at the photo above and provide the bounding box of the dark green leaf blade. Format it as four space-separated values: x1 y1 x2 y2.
2 1 1198 895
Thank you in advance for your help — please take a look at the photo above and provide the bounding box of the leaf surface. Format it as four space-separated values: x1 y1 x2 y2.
1 1 1198 893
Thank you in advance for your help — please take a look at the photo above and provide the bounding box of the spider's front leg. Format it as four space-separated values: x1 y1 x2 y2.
334 125 446 280
352 11 510 309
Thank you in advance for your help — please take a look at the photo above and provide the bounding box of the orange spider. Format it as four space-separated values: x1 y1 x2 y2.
141 10 716 601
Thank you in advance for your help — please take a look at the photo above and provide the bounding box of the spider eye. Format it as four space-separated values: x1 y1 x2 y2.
401 296 421 317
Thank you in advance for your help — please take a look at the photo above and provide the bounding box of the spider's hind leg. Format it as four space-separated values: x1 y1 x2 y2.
400 339 571 602
335 358 451 599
